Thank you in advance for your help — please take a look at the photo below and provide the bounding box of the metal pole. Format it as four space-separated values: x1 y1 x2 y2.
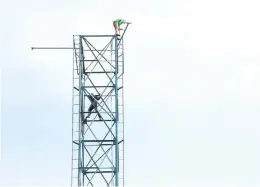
31 47 116 51
114 36 119 187
78 36 84 187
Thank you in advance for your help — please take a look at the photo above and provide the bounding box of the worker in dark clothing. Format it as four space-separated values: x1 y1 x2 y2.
86 93 103 120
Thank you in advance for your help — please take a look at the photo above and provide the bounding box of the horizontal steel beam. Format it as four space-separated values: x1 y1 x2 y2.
84 71 115 74
83 170 114 174
83 86 114 88
78 35 115 37
84 119 116 122
82 140 114 142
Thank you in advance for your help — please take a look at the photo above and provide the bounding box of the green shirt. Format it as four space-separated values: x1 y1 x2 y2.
115 19 125 26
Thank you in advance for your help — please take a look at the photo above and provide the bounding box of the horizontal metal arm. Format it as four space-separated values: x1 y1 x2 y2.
31 47 115 51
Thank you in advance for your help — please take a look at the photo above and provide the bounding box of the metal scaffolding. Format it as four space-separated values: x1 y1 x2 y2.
71 25 129 186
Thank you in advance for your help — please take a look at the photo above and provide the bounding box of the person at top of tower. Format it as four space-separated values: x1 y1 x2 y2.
85 93 103 121
113 19 131 37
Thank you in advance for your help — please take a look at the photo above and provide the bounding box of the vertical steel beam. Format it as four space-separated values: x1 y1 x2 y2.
78 36 84 186
114 36 119 187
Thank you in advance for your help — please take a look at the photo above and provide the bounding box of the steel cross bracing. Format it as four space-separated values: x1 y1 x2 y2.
71 25 128 187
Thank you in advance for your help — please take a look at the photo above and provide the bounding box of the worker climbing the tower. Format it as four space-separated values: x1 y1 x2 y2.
85 93 103 121
113 19 131 38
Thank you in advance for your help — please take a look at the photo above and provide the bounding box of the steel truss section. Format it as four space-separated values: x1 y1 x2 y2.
71 27 128 187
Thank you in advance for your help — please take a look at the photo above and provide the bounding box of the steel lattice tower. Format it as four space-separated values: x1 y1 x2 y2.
71 25 130 187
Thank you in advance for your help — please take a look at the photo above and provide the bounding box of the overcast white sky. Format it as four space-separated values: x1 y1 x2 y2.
1 0 260 186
